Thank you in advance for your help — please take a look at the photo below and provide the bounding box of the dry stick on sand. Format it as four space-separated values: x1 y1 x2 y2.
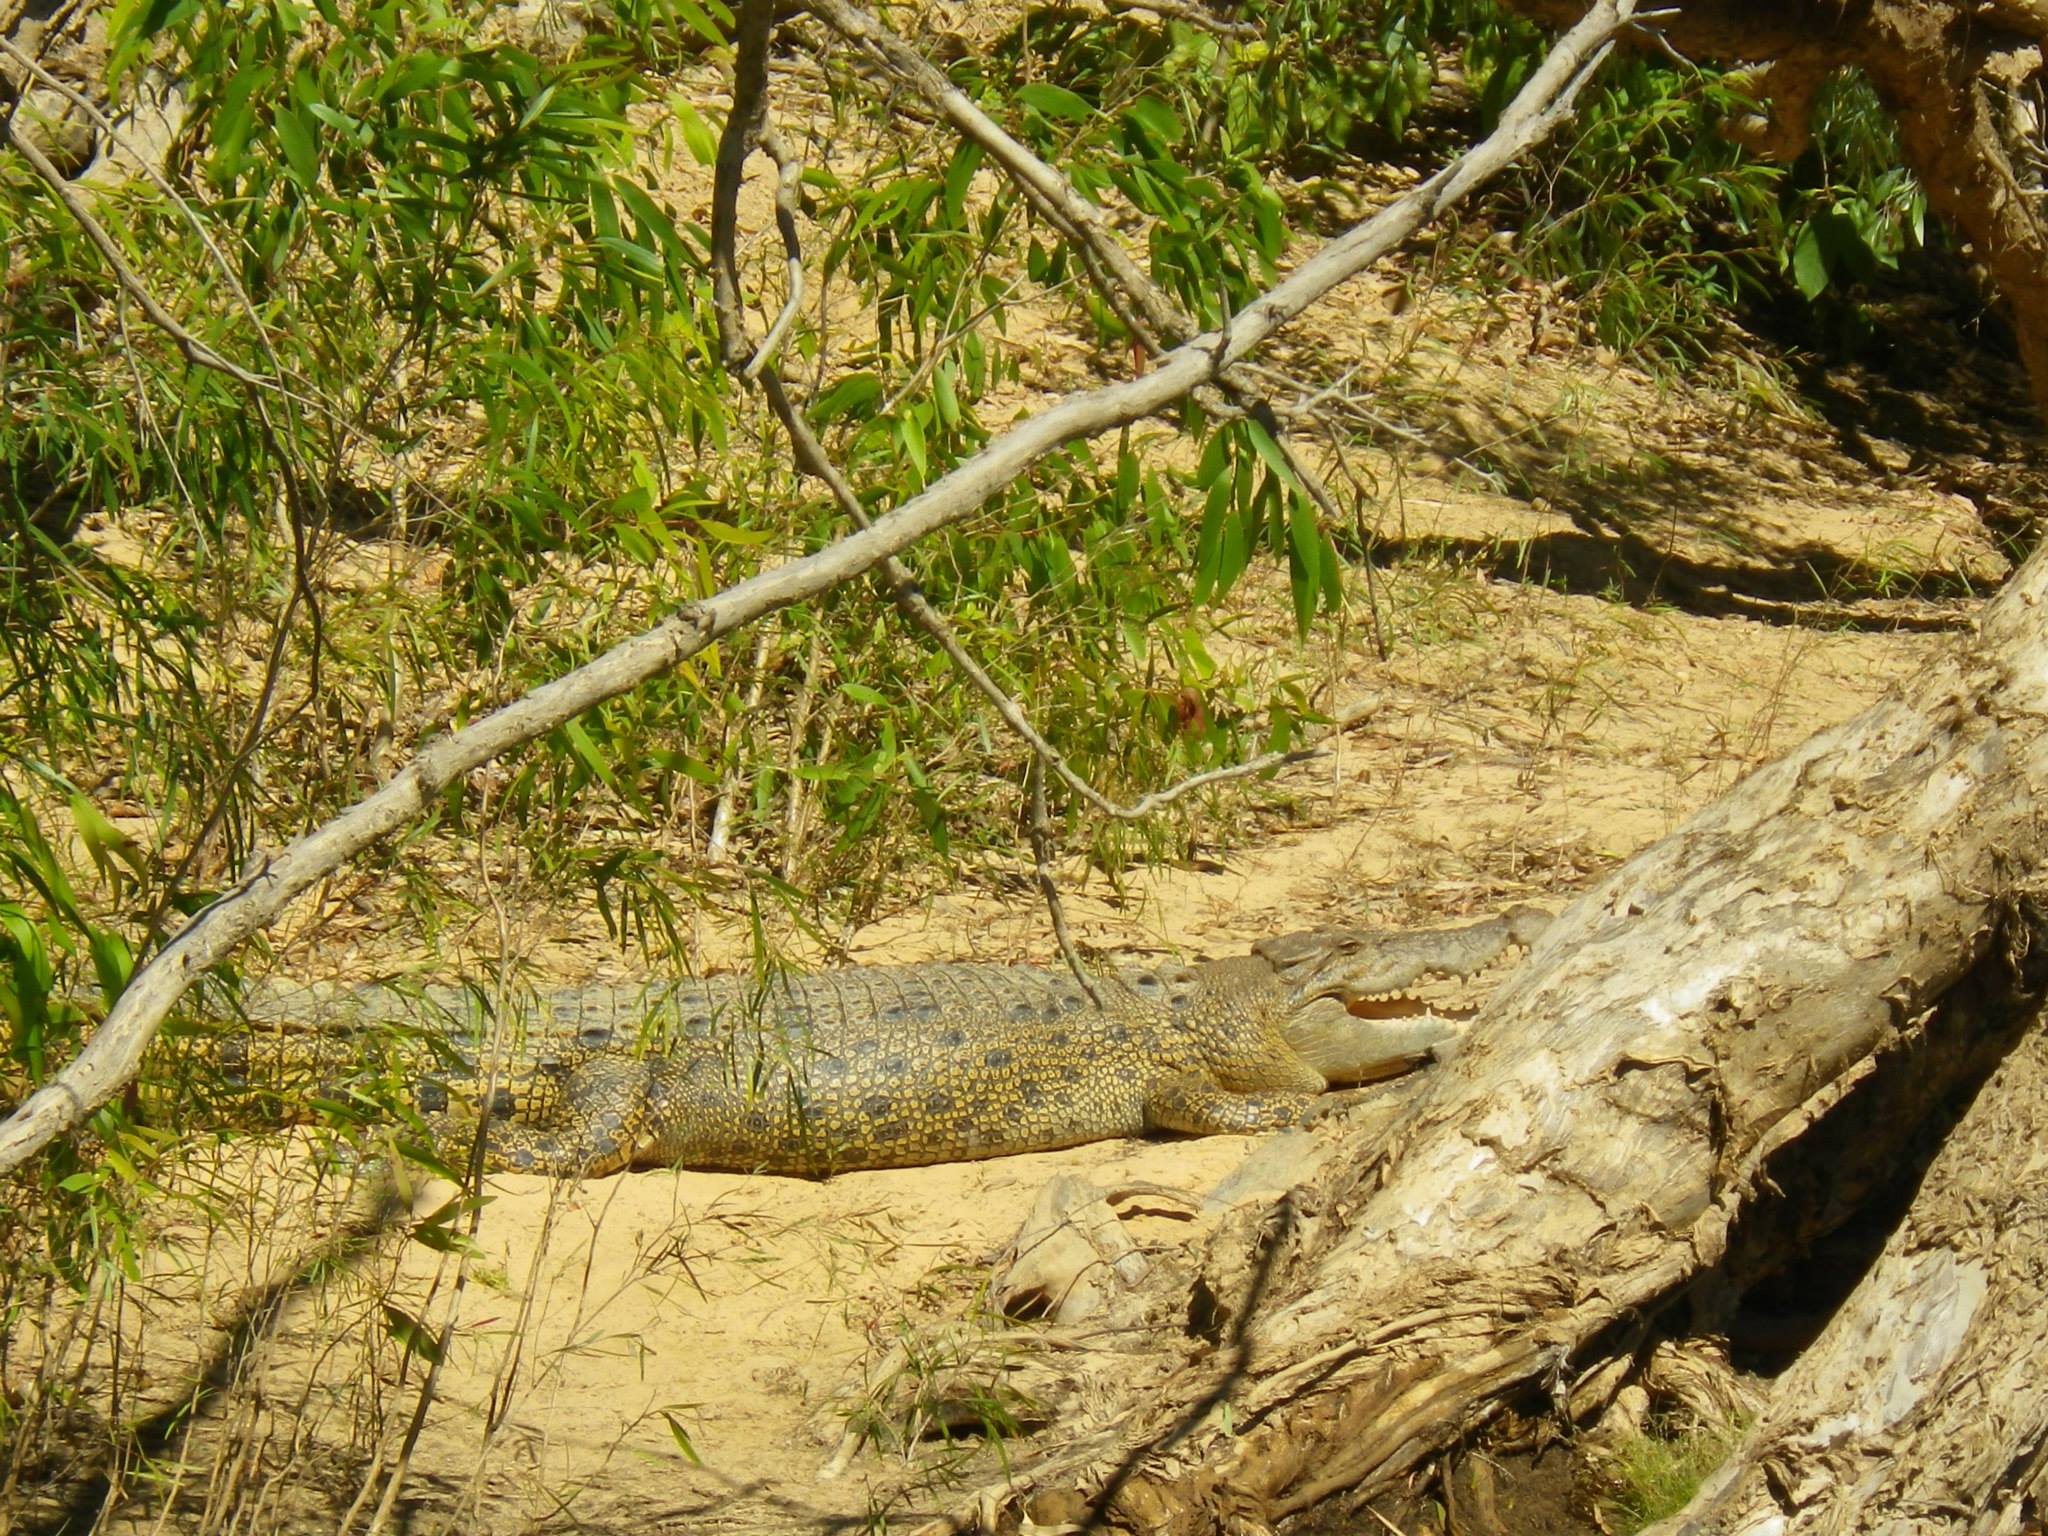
0 0 1636 1175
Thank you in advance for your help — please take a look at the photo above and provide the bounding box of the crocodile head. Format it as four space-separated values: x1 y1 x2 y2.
1261 906 1552 1083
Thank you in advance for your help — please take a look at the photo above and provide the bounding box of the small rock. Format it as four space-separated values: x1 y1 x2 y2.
13 85 97 177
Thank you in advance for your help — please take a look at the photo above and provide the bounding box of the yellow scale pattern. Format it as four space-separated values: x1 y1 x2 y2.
475 956 1339 1177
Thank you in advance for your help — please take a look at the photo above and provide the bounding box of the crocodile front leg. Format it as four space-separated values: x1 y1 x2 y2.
467 1054 657 1176
1141 1076 1326 1136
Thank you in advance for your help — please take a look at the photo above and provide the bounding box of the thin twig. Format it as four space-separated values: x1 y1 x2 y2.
1102 0 1259 37
708 625 775 861
710 0 776 369
743 119 807 379
1027 758 1103 1003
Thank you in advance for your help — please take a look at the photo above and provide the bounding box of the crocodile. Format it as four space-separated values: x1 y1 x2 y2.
363 905 1552 1177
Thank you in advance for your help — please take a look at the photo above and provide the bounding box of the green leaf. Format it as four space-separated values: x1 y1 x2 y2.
672 98 719 166
811 373 883 423
1319 531 1345 613
1193 476 1230 604
115 0 195 46
1016 83 1095 122
690 516 775 546
382 1304 444 1364
272 106 320 188
1790 222 1829 299
560 718 623 796
662 1411 705 1465
614 178 693 266
1122 96 1183 144
670 0 730 46
897 408 928 482
596 235 665 278
87 930 133 1004
941 141 984 229
1287 498 1321 636
409 1217 485 1258
1241 418 1303 498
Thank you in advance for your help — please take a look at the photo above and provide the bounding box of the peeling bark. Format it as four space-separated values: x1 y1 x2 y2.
967 543 2048 1532
1648 988 2048 1535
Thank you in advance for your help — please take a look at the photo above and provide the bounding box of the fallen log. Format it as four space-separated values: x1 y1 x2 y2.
970 541 2048 1530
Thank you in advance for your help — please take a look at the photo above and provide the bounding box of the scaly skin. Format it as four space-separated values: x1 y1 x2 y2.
442 908 1552 1177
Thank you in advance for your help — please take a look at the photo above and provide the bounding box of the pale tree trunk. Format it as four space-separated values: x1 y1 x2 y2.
964 543 2048 1531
